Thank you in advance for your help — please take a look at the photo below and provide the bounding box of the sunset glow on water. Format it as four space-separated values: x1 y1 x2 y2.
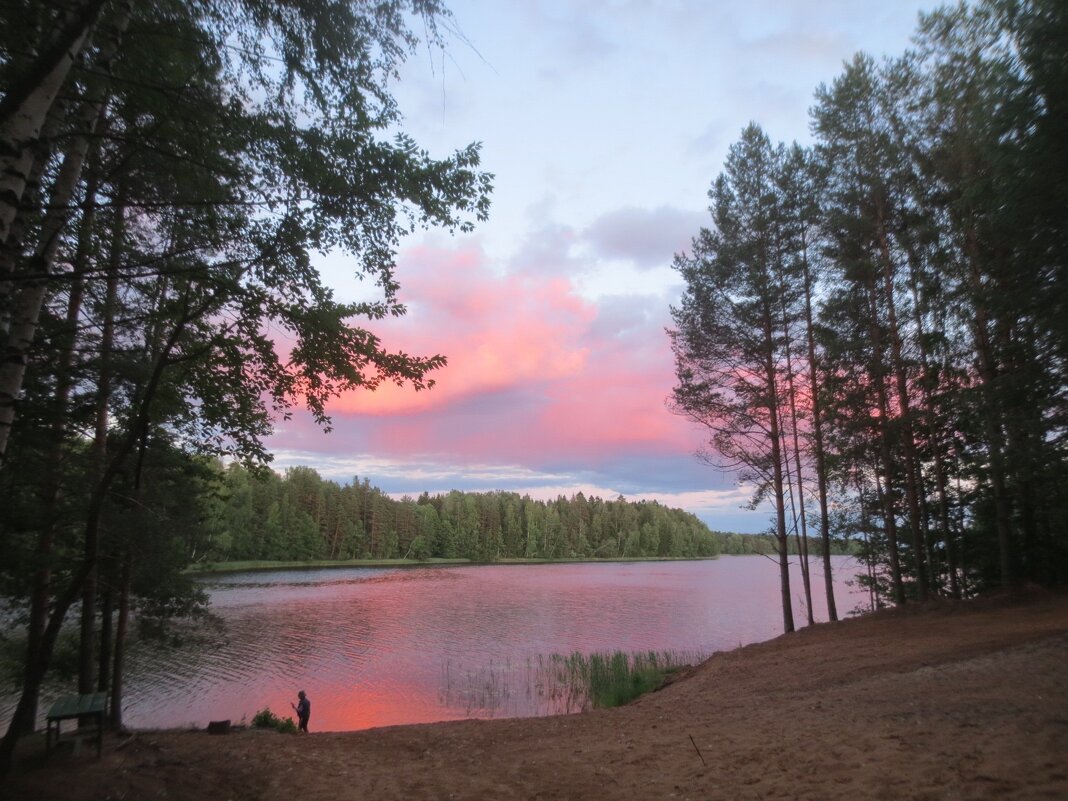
5 557 868 733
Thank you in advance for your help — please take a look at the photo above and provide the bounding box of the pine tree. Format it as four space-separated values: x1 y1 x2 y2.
670 125 798 633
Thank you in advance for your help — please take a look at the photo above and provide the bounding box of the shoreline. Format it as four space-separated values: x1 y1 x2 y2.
6 590 1066 800
184 554 727 575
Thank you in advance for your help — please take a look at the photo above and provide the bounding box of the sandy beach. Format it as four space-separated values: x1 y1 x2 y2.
4 591 1066 801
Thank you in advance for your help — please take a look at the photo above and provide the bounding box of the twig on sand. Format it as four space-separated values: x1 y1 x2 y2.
688 734 706 766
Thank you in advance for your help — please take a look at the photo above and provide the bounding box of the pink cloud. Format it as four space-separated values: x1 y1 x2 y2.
319 239 698 466
332 243 594 416
539 302 693 454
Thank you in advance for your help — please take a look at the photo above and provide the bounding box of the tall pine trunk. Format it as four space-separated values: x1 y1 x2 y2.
864 270 906 604
110 552 132 729
800 246 837 620
875 216 929 600
98 580 113 694
776 273 814 626
967 248 1014 587
763 300 795 634
79 187 124 696
856 476 878 612
902 240 961 597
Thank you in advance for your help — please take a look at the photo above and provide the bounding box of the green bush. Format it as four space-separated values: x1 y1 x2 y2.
251 707 297 734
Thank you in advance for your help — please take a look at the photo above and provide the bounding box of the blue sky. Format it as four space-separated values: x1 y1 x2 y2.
268 0 934 532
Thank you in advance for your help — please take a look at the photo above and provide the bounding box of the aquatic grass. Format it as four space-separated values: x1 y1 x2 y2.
586 650 681 708
440 658 513 716
545 649 693 709
440 649 701 717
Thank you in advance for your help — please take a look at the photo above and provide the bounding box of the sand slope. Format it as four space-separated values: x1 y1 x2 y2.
5 592 1067 801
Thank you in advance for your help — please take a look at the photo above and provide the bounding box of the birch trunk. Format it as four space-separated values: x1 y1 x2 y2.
18 162 103 731
0 2 131 462
0 0 106 245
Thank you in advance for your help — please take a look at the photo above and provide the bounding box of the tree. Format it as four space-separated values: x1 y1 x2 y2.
0 0 491 772
777 144 839 619
670 124 798 634
812 53 931 602
669 0 1068 610
905 0 1068 588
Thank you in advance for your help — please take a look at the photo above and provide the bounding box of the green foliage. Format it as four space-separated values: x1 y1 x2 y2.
716 532 854 557
672 0 1068 606
198 463 732 563
0 628 81 687
0 0 492 763
251 708 297 734
408 535 433 561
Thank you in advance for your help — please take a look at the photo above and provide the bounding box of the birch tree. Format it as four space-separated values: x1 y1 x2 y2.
0 0 490 771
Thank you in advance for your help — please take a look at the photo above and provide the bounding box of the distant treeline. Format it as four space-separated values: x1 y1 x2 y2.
202 465 852 563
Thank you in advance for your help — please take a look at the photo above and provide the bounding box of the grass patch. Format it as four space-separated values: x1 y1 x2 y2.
547 650 692 709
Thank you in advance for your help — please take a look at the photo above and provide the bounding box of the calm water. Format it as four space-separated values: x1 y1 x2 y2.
5 556 867 732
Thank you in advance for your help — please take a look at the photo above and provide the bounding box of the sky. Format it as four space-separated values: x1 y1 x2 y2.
267 0 934 533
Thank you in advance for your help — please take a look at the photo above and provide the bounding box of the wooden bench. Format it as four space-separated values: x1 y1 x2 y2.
45 691 107 758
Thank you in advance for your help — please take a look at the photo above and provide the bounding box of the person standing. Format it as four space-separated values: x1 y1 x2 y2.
291 691 310 733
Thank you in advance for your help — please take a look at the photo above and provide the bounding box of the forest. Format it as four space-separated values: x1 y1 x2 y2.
207 465 723 562
191 463 828 563
671 0 1067 632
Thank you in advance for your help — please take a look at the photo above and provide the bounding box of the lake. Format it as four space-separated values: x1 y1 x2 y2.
5 556 868 733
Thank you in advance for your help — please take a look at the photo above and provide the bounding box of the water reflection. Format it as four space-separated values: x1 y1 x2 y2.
3 556 867 732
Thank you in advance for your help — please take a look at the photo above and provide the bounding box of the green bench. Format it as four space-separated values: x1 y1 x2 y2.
45 691 107 758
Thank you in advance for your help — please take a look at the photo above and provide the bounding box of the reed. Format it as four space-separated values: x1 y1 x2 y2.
440 648 701 716
550 649 693 709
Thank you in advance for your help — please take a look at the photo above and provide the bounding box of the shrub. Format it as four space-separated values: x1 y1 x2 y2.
251 707 297 734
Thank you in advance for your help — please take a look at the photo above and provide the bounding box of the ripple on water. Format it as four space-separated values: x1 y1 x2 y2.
1 557 868 732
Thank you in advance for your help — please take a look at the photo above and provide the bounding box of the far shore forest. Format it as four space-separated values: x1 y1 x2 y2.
195 465 843 565
0 0 1065 777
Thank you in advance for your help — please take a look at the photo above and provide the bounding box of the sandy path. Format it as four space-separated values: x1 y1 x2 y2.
5 592 1067 801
